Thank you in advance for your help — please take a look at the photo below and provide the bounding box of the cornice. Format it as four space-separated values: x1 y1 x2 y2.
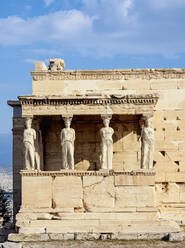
31 68 185 81
20 170 155 177
18 94 158 106
7 100 21 107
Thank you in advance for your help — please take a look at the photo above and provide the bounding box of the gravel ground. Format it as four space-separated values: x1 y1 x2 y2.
21 240 185 248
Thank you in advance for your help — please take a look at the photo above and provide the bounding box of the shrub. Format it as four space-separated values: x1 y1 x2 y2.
0 188 11 225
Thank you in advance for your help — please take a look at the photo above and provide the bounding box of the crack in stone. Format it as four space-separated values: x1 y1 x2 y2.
83 178 105 188
81 176 89 212
106 190 115 199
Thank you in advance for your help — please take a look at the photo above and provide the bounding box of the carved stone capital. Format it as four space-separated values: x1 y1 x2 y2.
61 115 73 124
141 113 153 120
23 115 33 118
141 113 153 127
24 117 33 128
101 114 112 121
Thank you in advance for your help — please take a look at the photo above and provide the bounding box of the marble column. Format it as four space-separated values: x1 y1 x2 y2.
60 115 75 170
34 119 44 171
23 117 36 170
100 114 114 170
140 115 154 170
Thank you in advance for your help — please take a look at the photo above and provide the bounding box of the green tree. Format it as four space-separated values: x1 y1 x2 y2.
0 188 11 225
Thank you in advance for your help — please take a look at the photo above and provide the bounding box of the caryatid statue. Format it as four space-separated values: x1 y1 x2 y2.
60 116 75 170
23 118 36 170
34 120 43 171
100 115 114 170
141 116 154 170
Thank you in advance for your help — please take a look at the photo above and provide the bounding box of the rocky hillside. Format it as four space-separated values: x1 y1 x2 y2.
0 167 12 192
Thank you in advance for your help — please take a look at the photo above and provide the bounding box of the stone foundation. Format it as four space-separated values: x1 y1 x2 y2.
8 220 183 242
9 170 183 241
20 170 156 211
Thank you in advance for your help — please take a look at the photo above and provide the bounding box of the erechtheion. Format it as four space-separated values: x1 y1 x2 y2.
8 59 185 241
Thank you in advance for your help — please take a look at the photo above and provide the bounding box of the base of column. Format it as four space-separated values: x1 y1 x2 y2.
9 212 184 242
8 218 184 242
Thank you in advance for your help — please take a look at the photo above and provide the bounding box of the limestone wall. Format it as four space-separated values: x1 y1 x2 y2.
20 172 155 213
19 172 183 240
32 71 185 218
151 81 185 218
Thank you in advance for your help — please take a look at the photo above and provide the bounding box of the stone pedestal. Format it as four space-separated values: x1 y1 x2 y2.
9 171 183 241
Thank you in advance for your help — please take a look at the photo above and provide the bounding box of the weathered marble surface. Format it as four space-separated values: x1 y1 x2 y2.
48 58 65 71
141 116 154 170
100 115 114 170
23 118 36 170
20 172 156 211
60 116 75 170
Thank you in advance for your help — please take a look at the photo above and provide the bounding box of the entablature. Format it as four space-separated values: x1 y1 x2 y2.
8 93 158 117
18 94 158 106
31 68 185 81
20 170 155 177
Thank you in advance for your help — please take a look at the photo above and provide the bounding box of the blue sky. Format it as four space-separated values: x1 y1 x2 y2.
1 0 185 166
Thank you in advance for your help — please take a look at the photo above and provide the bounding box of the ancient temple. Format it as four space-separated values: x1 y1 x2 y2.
7 59 185 241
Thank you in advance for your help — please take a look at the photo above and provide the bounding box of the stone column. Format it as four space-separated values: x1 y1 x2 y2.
60 115 75 170
12 116 25 217
33 119 44 171
100 114 114 170
23 117 36 170
140 114 154 170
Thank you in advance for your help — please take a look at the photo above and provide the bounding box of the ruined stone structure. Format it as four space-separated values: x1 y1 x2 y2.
7 59 185 241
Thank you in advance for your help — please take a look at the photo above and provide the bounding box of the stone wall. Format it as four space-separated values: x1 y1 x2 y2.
151 81 185 220
17 171 184 240
20 172 155 212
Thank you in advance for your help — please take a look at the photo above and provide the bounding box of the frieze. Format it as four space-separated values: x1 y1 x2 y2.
18 95 158 106
31 69 185 81
20 170 155 177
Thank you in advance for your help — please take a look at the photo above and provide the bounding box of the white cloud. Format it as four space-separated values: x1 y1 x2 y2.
83 0 135 23
0 0 185 58
121 0 133 17
44 0 55 7
0 10 93 46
